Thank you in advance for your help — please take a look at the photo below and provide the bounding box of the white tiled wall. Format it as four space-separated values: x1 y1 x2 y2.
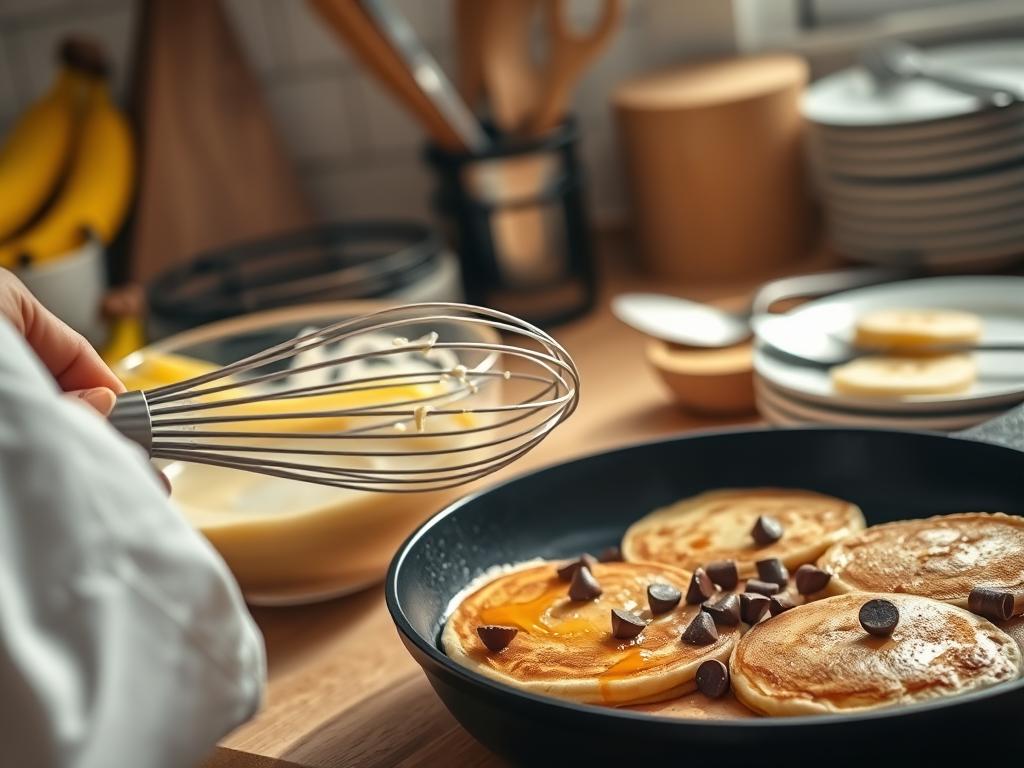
0 0 715 228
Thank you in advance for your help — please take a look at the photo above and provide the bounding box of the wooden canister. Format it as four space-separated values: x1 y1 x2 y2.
614 54 812 281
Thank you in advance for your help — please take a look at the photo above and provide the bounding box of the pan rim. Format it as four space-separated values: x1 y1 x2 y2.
385 424 1024 729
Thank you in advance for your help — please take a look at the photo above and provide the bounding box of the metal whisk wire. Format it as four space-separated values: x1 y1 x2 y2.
109 303 579 492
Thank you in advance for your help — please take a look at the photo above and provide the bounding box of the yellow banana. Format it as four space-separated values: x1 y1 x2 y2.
0 68 81 241
0 77 135 269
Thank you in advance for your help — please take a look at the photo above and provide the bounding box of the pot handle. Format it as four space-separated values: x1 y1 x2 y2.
955 402 1024 452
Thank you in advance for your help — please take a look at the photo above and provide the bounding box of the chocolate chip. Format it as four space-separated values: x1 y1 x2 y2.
968 587 1014 622
756 558 789 587
795 564 832 595
557 553 598 582
477 625 518 652
648 582 682 615
686 567 716 604
611 608 646 640
682 610 719 646
859 599 899 637
702 593 740 626
745 579 780 596
598 546 622 562
705 560 739 590
740 592 771 624
751 515 783 546
568 566 603 601
696 659 730 699
768 594 796 616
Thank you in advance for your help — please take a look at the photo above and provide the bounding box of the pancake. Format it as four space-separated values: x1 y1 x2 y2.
817 512 1024 607
731 593 1021 716
442 560 740 706
622 488 865 576
630 690 754 720
1001 616 1024 657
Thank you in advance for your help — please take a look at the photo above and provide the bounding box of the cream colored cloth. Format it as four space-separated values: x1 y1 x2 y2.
0 319 265 768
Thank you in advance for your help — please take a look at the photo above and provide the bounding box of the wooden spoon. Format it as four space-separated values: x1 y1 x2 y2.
479 0 541 135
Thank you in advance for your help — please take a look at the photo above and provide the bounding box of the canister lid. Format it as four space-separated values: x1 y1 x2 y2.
614 54 808 112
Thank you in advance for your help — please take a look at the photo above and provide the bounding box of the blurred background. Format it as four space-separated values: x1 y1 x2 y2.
7 6 1021 759
3 0 1024 602
2 0 1023 352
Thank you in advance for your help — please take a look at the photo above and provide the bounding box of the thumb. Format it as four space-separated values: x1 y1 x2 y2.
65 387 118 416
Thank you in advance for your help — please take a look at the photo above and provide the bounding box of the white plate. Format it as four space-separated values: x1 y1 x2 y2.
756 394 804 426
755 389 996 431
809 117 1024 160
833 235 1024 269
823 198 1024 234
819 158 1024 202
753 276 1024 413
831 217 1024 251
825 184 1024 221
754 377 1008 431
812 103 1024 146
803 41 1024 128
810 136 1024 179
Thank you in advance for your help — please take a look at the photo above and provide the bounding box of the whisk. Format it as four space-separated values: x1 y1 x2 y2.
108 303 579 493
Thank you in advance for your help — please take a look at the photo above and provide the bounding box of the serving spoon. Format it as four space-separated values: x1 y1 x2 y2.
612 266 915 349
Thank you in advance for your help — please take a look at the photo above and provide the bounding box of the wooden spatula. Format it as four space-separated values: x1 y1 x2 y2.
479 0 541 135
527 0 622 135
454 0 488 110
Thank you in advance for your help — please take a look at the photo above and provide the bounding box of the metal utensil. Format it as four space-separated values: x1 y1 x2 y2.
612 293 750 348
753 313 1024 366
108 303 578 492
861 40 1023 107
309 0 476 151
612 266 915 348
360 0 489 151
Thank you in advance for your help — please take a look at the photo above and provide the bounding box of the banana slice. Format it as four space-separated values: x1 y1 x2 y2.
854 308 982 351
830 353 976 397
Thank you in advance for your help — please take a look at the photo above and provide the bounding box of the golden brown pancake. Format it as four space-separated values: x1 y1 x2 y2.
622 488 865 576
442 560 740 706
1000 616 1024 657
731 593 1021 716
630 690 754 720
817 513 1024 607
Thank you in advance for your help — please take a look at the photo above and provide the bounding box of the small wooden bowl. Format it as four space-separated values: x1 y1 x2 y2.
646 339 756 415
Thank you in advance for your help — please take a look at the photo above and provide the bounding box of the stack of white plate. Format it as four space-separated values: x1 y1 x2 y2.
803 40 1024 269
753 276 1024 431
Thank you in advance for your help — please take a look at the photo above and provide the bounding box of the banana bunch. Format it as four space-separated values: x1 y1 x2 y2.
0 39 135 269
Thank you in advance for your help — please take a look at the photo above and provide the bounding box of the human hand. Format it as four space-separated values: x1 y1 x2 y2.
1 270 169 493
1 269 124 408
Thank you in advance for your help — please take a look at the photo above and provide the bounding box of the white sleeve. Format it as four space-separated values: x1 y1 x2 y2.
0 320 265 768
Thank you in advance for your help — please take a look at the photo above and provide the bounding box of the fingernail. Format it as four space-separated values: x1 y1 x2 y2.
79 387 116 416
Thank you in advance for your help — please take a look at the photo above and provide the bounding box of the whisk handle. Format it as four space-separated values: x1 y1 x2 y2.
109 390 153 456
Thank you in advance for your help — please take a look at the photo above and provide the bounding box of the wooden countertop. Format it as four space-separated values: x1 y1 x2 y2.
203 236 837 768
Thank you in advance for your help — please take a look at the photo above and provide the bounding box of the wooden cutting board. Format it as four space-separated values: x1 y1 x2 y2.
127 0 316 283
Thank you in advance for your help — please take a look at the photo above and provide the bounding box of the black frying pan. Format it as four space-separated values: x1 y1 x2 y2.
385 410 1024 766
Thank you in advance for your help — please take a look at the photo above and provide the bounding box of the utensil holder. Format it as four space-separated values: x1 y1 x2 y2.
426 118 595 326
